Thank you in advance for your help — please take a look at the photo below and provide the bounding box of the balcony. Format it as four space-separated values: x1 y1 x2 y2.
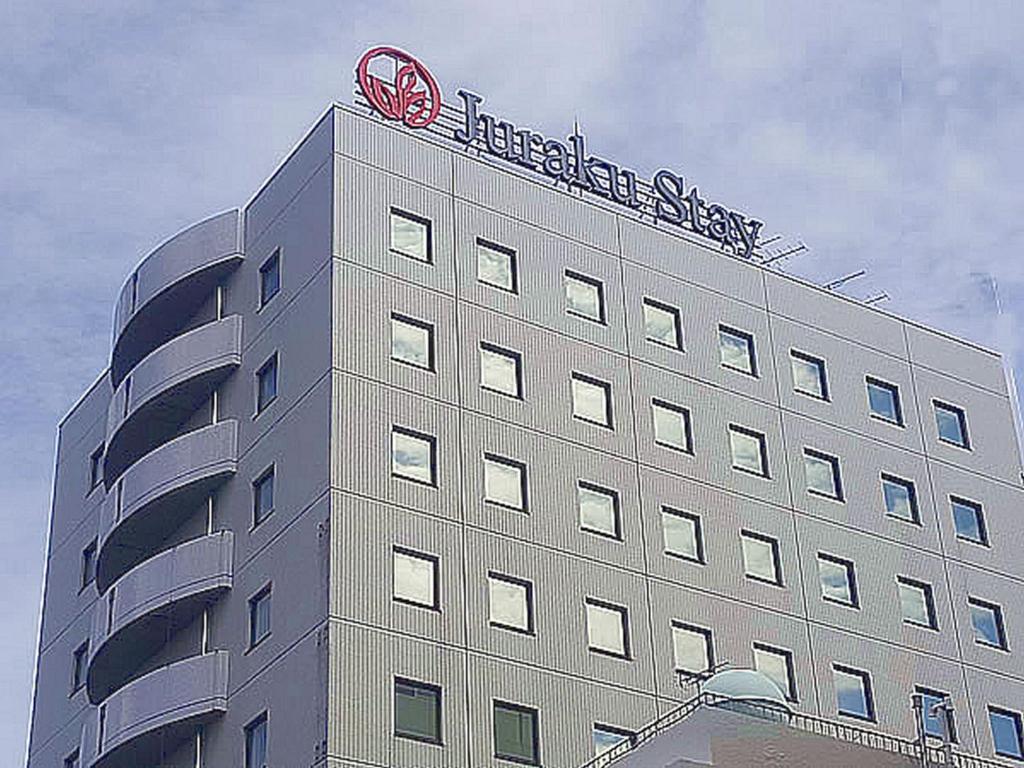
111 210 242 387
87 532 233 704
96 420 237 593
103 315 242 485
80 651 229 768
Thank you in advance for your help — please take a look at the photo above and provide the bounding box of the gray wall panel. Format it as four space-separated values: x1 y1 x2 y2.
906 323 1007 396
946 562 1023 681
963 666 1024 761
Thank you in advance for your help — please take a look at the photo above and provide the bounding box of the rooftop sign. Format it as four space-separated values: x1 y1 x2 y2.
355 47 764 258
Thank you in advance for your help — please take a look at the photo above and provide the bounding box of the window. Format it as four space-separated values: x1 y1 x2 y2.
882 474 919 524
652 400 693 453
969 598 1007 649
394 678 442 744
255 354 278 414
592 725 633 756
790 351 828 400
493 701 539 765
990 707 1024 759
866 377 903 425
833 665 874 721
661 507 704 563
248 585 272 648
951 497 988 545
804 449 843 500
390 208 431 263
259 249 280 306
252 467 275 527
393 548 438 610
672 622 713 674
577 482 620 539
817 554 858 607
934 401 970 448
729 425 768 477
480 343 522 398
898 577 937 629
719 325 756 376
753 644 796 702
477 238 517 293
643 299 682 349
391 314 434 370
484 455 527 511
585 599 630 658
63 750 79 768
71 641 88 693
80 540 97 591
917 687 956 741
391 427 436 486
741 531 782 586
565 271 605 323
571 373 612 428
88 445 104 490
488 573 533 634
244 713 268 768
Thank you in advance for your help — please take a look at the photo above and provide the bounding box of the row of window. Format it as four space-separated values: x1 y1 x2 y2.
384 207 975 451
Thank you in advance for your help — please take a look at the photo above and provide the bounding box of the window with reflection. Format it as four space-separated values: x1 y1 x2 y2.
652 399 692 453
477 239 517 293
391 314 434 370
672 622 713 674
661 507 704 563
719 325 756 375
586 599 630 658
729 425 768 477
817 553 858 607
741 531 782 586
483 454 527 511
643 299 682 349
480 343 522 398
565 271 605 323
882 474 919 523
898 577 937 629
833 665 874 721
393 548 438 610
934 401 969 448
390 208 431 263
391 427 436 485
578 482 620 539
488 573 533 634
866 377 903 425
791 351 828 400
571 373 613 427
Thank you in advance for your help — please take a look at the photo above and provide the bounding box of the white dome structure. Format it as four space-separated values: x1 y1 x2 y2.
702 669 792 713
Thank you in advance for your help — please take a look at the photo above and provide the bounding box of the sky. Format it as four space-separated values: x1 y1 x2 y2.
3 0 1024 761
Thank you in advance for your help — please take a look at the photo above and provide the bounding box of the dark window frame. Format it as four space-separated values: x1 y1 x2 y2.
571 372 614 429
741 530 784 587
255 353 278 415
803 447 844 501
244 711 269 768
817 552 860 608
897 576 939 630
651 399 694 454
916 686 958 742
252 465 276 529
70 640 89 694
479 342 523 399
80 540 97 592
642 297 683 350
934 400 971 449
88 445 105 492
719 324 758 376
389 207 433 264
390 425 438 487
989 706 1024 759
753 642 798 702
258 248 281 308
728 424 770 478
393 676 444 745
493 699 541 766
392 546 440 611
671 620 715 674
577 481 622 541
487 571 535 635
564 269 606 324
247 584 272 650
476 237 519 294
483 453 529 513
661 506 705 565
950 495 989 546
881 473 921 525
592 723 636 756
790 349 829 400
969 597 1008 650
833 664 876 722
866 376 904 426
584 597 632 660
390 313 436 372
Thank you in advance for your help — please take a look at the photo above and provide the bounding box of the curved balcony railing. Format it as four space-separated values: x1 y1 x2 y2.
87 532 233 704
111 210 242 388
103 315 242 486
96 420 238 593
80 651 229 768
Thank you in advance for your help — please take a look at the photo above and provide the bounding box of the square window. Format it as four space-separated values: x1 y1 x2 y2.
898 577 937 629
63 750 80 768
71 641 88 693
833 665 874 721
248 586 271 648
391 314 434 370
480 343 522 398
867 377 903 425
592 725 633 756
672 622 713 674
741 531 782 586
259 249 280 306
643 299 682 349
729 425 768 477
256 354 278 414
484 454 527 511
565 271 605 323
578 482 620 539
477 239 517 293
719 325 756 376
252 467 275 528
245 713 268 768
661 507 704 563
390 208 431 263
753 644 796 702
393 548 438 610
935 401 969 448
493 701 539 765
882 474 919 524
394 678 442 744
990 707 1024 759
391 427 436 486
80 540 97 591
917 687 956 741
951 497 988 545
488 573 533 634
804 449 843 500
571 373 612 428
969 598 1007 649
817 554 858 607
585 599 630 658
652 400 693 453
89 446 104 491
791 351 828 400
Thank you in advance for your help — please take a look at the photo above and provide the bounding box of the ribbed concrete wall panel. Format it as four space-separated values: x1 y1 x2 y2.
963 667 1024 759
906 323 1007 396
946 561 1024 681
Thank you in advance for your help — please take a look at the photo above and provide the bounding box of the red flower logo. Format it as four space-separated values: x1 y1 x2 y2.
356 46 441 129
